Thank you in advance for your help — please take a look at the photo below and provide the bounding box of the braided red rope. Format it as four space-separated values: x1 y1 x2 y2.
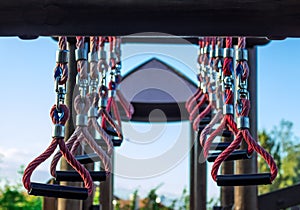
189 93 205 121
199 37 225 157
211 37 278 182
186 39 204 112
202 37 238 159
51 36 112 179
22 105 94 195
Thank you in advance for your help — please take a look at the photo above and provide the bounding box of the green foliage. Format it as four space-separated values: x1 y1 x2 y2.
258 120 300 194
0 165 42 210
0 181 42 210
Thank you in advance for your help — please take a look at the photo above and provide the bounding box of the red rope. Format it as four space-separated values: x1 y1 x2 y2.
189 93 206 121
22 105 94 195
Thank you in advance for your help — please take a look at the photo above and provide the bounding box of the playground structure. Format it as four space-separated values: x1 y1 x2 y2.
1 0 300 210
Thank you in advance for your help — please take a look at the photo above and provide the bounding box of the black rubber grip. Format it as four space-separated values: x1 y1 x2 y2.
216 173 272 186
209 142 240 151
199 116 211 125
76 153 99 164
105 127 118 137
56 171 106 182
112 139 122 147
29 182 88 200
207 150 251 162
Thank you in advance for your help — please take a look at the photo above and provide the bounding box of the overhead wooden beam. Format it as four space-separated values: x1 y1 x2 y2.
0 0 300 37
258 183 300 210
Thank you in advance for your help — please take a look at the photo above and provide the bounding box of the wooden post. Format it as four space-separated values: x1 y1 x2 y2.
194 125 207 210
190 123 195 210
234 47 258 210
57 40 82 210
99 152 113 210
221 136 234 209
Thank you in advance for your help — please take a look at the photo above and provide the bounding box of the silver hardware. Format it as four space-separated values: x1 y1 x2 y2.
76 74 89 97
203 45 211 54
200 48 204 55
223 48 234 58
237 73 248 90
223 104 234 115
237 116 250 129
56 50 69 64
108 89 116 98
52 124 65 138
215 47 224 58
223 75 234 89
88 107 98 118
75 48 87 61
99 97 107 108
76 114 88 126
235 49 248 61
237 89 249 101
209 47 216 58
89 76 99 94
88 52 99 63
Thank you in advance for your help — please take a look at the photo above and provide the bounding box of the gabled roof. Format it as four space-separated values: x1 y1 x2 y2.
116 58 197 122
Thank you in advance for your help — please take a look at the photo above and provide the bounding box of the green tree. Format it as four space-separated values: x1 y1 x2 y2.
0 165 42 210
258 120 300 194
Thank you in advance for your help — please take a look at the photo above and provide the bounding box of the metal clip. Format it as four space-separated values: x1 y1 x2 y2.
237 73 248 90
223 75 234 90
55 77 67 110
76 74 89 97
89 75 99 94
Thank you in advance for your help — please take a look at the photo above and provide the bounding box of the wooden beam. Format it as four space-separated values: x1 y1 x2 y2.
258 183 300 210
0 0 300 37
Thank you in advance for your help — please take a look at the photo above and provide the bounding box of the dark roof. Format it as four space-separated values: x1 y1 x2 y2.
116 57 197 122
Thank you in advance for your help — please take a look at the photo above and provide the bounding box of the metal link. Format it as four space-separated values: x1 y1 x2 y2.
56 50 69 64
75 48 88 61
237 116 250 129
223 104 234 115
223 75 234 89
76 75 89 97
237 73 248 90
223 48 234 58
235 49 248 61
88 52 99 63
52 124 65 138
76 114 88 126
55 77 66 110
89 76 99 94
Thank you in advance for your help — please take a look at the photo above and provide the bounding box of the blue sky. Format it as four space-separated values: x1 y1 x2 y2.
0 37 299 201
